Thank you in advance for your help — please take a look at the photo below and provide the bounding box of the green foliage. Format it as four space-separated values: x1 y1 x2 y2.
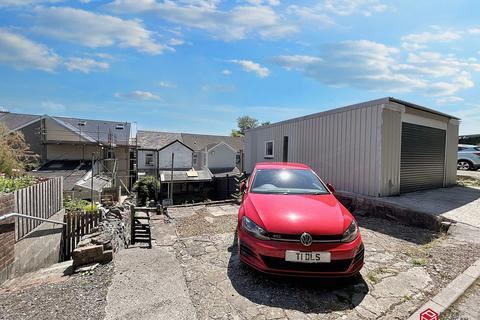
0 123 39 176
231 116 270 137
63 198 97 213
0 175 36 193
133 176 161 205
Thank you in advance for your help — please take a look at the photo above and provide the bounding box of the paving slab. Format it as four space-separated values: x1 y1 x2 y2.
105 246 196 320
383 186 480 228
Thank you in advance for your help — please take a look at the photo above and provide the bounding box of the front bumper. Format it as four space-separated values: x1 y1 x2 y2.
237 228 364 277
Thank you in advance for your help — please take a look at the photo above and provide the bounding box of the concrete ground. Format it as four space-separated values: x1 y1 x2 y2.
103 202 480 320
383 186 480 229
457 169 480 180
443 279 480 320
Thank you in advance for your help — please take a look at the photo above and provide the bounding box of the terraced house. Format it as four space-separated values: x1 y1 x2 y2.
136 130 245 203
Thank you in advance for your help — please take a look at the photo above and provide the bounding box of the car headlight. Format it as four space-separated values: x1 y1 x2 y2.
341 220 359 243
242 216 270 240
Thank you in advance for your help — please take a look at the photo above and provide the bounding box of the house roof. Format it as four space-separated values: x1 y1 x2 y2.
137 130 182 149
246 97 460 132
0 111 43 132
181 133 244 152
137 130 245 151
0 111 131 146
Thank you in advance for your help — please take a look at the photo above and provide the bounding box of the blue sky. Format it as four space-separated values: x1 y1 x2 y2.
1 0 479 135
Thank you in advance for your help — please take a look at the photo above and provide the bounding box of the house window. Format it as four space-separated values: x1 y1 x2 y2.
236 154 241 164
193 153 198 165
145 153 155 166
265 140 274 158
107 150 116 159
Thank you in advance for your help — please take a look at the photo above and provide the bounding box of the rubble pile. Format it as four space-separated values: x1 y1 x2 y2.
72 198 134 268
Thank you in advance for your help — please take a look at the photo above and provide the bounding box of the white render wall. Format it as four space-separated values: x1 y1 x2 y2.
158 141 192 169
208 143 236 169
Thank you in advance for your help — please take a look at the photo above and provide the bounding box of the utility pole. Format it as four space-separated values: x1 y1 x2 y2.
91 152 95 204
170 153 174 202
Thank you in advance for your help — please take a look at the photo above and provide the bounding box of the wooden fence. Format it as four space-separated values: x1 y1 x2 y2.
14 177 64 241
62 210 102 260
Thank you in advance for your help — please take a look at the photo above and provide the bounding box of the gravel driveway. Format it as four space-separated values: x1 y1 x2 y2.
0 262 113 320
156 203 480 320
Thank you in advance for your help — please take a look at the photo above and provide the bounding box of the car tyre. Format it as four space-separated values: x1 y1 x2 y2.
457 160 473 171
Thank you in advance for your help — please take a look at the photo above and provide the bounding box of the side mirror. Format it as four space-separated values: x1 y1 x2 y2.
326 183 336 193
240 181 247 193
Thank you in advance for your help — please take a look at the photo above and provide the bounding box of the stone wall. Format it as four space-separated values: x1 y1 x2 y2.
0 193 15 283
72 199 133 268
335 191 450 232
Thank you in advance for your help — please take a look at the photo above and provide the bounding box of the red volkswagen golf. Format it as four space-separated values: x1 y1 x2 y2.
237 162 364 277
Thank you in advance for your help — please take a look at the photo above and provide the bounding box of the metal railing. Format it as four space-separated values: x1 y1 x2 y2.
0 213 66 226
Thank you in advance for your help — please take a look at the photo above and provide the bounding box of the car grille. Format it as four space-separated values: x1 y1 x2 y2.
269 233 343 242
260 255 353 272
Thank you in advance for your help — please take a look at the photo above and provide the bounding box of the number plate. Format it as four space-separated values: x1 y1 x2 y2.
285 251 331 263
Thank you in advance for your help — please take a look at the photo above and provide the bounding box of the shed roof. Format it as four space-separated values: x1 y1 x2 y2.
246 97 460 132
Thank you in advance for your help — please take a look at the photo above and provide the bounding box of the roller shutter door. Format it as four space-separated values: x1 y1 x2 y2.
400 122 446 193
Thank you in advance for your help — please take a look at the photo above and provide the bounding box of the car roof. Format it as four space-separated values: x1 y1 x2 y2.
254 162 311 170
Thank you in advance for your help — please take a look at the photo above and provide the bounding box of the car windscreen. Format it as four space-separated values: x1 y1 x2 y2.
251 169 329 195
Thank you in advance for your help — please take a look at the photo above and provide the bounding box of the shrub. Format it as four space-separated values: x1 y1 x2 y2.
0 123 39 176
64 198 97 213
133 176 161 205
0 175 36 193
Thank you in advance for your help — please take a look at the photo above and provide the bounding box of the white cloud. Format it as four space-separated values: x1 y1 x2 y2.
0 29 59 71
167 38 185 46
321 0 387 16
159 81 176 88
107 0 297 40
64 57 110 73
222 69 231 75
229 59 269 77
0 0 61 7
273 40 480 97
436 96 464 104
287 0 387 24
33 6 168 54
468 28 480 34
41 101 66 112
115 90 160 100
401 30 462 50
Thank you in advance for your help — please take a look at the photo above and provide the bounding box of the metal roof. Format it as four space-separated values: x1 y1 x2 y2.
246 97 460 132
159 169 213 182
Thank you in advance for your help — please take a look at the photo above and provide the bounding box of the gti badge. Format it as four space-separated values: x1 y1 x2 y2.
300 232 313 246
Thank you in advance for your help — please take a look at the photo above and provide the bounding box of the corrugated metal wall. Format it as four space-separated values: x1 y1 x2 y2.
445 120 459 186
245 103 384 196
380 107 402 196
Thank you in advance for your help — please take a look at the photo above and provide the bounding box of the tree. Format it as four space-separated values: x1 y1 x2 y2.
231 116 266 137
0 123 38 177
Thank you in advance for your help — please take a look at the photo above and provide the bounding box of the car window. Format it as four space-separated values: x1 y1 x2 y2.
475 147 480 151
251 169 329 195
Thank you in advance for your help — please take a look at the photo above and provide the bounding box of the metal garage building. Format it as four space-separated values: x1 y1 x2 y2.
245 97 459 197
